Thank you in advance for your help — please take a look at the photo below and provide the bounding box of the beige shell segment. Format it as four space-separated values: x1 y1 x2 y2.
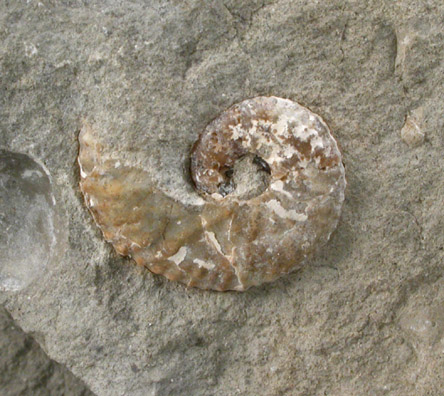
78 97 346 291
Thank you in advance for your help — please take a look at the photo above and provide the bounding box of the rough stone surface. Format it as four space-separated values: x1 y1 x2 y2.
1 0 444 395
0 306 93 396
401 109 425 147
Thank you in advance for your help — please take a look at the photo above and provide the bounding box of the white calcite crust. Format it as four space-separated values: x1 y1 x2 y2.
78 97 346 291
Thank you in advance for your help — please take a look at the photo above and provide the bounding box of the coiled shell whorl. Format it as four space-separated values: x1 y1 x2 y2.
78 96 346 291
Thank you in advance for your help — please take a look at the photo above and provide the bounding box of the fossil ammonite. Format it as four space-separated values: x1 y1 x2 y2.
78 96 346 291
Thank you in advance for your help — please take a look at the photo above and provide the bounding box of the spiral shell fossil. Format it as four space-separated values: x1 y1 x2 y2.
78 96 345 291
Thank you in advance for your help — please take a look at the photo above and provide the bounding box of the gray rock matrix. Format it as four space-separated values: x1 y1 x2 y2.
1 0 444 395
0 306 92 396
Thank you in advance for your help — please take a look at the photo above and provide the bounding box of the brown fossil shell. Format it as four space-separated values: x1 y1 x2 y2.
78 96 345 291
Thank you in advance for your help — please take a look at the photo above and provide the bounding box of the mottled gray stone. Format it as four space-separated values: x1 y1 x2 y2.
1 0 444 395
0 306 93 396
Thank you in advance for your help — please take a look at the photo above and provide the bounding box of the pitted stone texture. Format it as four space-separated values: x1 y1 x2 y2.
0 306 94 396
2 0 444 395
